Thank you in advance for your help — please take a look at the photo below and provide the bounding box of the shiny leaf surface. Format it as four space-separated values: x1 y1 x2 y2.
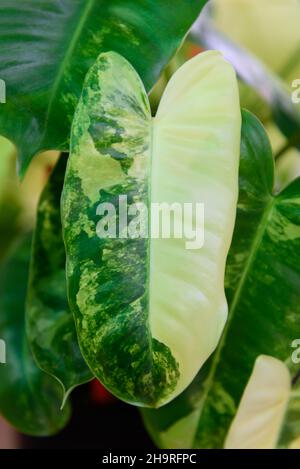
0 0 207 176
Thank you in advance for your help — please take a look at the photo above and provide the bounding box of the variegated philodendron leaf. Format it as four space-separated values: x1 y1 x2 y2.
0 236 70 435
26 156 93 407
142 110 300 447
61 50 241 407
224 355 300 449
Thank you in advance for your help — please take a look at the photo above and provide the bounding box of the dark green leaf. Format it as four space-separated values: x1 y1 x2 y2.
26 156 93 407
0 0 208 176
142 109 300 448
0 236 70 436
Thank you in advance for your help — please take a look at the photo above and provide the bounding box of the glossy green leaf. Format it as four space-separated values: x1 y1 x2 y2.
26 156 93 407
142 109 300 448
61 50 241 408
0 0 208 176
0 236 70 436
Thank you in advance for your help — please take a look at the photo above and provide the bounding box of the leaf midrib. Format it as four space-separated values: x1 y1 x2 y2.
42 0 96 140
191 194 276 448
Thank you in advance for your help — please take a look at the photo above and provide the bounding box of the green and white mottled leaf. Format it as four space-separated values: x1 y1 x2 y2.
224 355 292 449
142 110 300 447
278 363 300 448
61 50 241 408
224 354 300 449
0 236 70 435
26 156 93 407
0 0 208 176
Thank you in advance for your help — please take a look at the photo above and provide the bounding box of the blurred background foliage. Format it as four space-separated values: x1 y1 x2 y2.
0 136 59 262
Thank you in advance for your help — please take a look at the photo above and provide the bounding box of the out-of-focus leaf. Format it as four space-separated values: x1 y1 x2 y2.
211 0 300 85
0 0 208 176
279 372 300 449
0 136 14 195
61 50 241 408
0 146 61 262
0 137 22 261
224 354 300 449
142 110 300 448
0 236 70 435
265 122 300 191
26 156 93 407
190 8 300 149
0 197 21 263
